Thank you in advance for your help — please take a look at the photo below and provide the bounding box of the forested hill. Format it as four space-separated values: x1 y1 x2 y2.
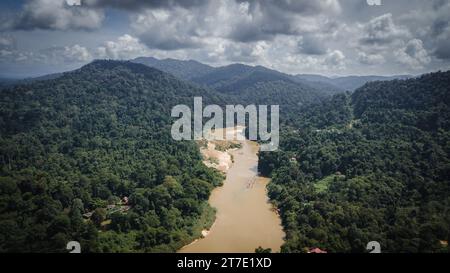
132 56 411 96
0 60 225 252
259 71 450 253
133 58 344 104
294 74 411 91
352 72 450 130
189 64 333 119
132 57 214 81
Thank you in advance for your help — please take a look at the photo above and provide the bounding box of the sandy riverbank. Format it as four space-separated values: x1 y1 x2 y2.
178 127 285 253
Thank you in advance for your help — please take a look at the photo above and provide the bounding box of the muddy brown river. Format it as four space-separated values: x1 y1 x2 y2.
179 128 285 253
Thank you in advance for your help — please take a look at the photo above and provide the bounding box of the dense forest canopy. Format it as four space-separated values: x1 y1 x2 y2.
0 59 338 253
259 71 450 253
0 60 226 252
133 58 345 103
1 58 449 253
132 57 215 81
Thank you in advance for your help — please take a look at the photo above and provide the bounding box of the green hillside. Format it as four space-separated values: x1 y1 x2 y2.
0 60 225 252
259 71 450 253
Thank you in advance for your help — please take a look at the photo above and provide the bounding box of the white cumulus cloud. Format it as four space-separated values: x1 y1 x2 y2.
97 34 151 60
395 39 431 69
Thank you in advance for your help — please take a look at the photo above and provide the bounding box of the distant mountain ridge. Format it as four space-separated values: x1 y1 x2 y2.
131 57 344 94
132 57 411 93
190 63 298 92
131 57 339 115
0 73 63 88
295 74 412 91
3 56 411 93
132 57 214 81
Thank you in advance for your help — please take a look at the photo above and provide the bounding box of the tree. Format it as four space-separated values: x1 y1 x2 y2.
255 247 272 253
91 208 107 227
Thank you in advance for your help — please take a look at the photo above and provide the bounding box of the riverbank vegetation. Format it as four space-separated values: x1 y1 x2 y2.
0 61 224 252
259 72 450 253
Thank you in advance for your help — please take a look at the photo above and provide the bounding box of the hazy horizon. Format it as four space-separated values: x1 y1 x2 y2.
0 56 422 79
1 0 450 78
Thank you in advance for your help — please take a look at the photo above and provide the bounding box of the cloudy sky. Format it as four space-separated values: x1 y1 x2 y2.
1 0 450 78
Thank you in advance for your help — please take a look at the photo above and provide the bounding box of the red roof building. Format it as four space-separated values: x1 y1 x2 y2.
308 248 327 253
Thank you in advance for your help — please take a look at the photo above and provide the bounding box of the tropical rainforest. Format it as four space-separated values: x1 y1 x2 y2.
1 58 449 253
0 61 226 252
259 71 450 253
